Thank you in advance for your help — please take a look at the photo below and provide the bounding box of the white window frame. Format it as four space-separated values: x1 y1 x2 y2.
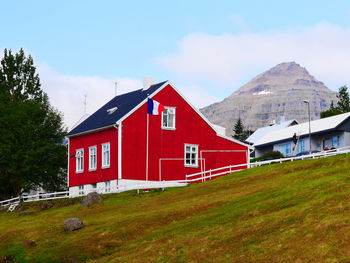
105 181 111 193
184 144 199 168
89 146 97 171
102 143 110 169
162 107 176 130
78 185 84 196
76 148 84 173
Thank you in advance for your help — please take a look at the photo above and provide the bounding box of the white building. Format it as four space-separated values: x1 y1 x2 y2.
250 112 350 157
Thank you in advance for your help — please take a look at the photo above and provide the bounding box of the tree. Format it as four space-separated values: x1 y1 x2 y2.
232 117 253 141
321 85 350 118
336 85 350 113
0 48 67 199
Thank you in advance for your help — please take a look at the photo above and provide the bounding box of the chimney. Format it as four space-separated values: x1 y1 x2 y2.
143 77 155 90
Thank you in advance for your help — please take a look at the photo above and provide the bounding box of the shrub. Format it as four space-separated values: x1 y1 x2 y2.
251 151 284 163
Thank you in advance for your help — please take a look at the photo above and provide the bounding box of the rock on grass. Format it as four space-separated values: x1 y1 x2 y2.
63 218 84 231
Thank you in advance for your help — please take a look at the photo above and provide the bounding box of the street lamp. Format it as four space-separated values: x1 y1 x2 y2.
303 100 311 151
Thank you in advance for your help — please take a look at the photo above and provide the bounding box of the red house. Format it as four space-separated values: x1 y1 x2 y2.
67 81 252 196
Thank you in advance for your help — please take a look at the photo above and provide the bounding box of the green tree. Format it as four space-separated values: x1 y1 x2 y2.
321 85 350 118
336 85 350 112
0 48 67 199
233 117 252 141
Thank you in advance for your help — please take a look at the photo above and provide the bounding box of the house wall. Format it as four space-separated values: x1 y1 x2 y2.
121 84 249 182
255 145 273 157
68 128 118 187
342 131 350 146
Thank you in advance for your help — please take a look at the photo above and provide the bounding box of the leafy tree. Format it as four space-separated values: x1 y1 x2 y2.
321 85 350 118
0 48 67 199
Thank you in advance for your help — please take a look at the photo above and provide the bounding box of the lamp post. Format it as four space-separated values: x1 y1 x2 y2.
303 100 311 151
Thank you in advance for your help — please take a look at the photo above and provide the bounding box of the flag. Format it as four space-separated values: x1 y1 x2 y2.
147 98 165 115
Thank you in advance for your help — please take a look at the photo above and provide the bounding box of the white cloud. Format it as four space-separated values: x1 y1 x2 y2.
176 84 220 109
38 66 217 130
157 22 350 91
37 64 143 130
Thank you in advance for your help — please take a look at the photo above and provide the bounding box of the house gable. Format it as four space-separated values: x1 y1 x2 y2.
67 81 167 137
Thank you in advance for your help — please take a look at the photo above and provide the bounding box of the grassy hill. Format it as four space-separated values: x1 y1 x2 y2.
1 154 350 262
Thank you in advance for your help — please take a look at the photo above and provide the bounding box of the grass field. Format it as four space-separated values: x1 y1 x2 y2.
1 154 350 262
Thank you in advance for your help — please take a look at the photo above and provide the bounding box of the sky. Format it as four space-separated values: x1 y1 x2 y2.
2 0 350 129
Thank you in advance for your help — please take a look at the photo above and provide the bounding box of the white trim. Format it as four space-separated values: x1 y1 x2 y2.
88 146 97 171
116 82 169 125
67 124 115 138
118 123 122 179
166 81 252 149
184 144 199 168
67 138 70 187
76 148 84 173
116 81 251 149
101 142 110 169
161 107 176 130
146 113 149 181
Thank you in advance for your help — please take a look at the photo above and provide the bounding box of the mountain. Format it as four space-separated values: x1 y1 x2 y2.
200 62 337 134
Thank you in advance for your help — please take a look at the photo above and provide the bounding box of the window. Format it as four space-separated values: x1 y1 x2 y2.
102 143 110 168
298 140 305 153
162 107 176 129
184 144 198 167
279 143 291 157
323 138 332 149
105 181 111 193
76 149 84 173
78 185 84 195
89 146 97 171
333 136 339 148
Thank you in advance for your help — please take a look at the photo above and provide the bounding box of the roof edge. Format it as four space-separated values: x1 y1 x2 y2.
165 81 253 149
254 127 337 148
116 81 169 125
66 124 117 138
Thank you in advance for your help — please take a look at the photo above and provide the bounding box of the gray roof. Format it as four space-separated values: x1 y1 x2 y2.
247 119 298 144
254 112 350 147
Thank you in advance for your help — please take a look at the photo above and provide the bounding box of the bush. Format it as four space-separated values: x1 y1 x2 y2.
251 151 284 163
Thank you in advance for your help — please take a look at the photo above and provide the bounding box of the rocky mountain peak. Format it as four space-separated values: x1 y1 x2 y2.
232 62 326 97
201 62 336 134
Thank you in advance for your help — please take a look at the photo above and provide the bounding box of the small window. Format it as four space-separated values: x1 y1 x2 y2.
333 136 339 148
102 143 110 168
76 149 84 173
105 181 111 193
298 140 305 153
162 107 176 129
89 146 97 171
78 185 84 196
279 143 291 157
184 144 198 167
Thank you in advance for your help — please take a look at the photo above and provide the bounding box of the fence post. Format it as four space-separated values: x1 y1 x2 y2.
209 169 212 180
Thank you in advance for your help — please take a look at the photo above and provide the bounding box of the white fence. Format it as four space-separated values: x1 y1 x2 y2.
2 146 350 208
249 146 350 168
0 181 187 207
